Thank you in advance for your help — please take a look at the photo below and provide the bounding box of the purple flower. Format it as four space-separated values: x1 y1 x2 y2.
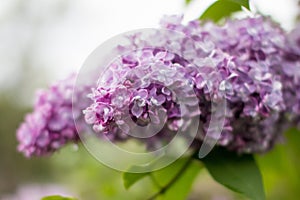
83 48 198 144
18 15 299 156
82 16 288 153
17 74 88 157
149 16 287 153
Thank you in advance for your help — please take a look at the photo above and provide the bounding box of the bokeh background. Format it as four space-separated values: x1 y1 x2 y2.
0 0 299 199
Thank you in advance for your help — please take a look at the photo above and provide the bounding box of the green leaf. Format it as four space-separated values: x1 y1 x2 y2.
200 0 249 22
124 157 202 199
226 0 250 9
123 165 151 190
154 159 202 200
200 148 265 200
41 196 77 200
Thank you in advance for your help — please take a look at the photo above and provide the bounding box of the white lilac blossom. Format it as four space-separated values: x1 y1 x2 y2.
16 74 88 157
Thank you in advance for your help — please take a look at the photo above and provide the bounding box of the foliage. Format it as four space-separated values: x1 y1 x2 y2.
123 157 202 200
123 165 151 190
200 0 250 22
256 128 300 199
200 148 265 200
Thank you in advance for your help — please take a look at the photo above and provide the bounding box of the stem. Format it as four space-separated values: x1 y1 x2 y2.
146 155 194 200
150 173 162 189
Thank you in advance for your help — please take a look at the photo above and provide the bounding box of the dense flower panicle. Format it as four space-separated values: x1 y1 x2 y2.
17 74 87 157
200 17 287 112
160 15 285 115
17 15 300 156
84 49 200 145
83 16 288 153
151 16 285 152
85 29 241 148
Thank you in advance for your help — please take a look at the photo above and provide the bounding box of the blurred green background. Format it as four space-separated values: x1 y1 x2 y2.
0 0 299 199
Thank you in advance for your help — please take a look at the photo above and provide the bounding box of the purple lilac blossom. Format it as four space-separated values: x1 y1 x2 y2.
17 74 87 157
83 48 200 147
159 15 289 152
17 16 298 156
84 16 286 153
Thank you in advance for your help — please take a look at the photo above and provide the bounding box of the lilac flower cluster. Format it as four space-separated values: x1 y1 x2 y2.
160 16 286 114
176 16 287 152
83 16 287 153
17 74 87 157
17 16 300 156
83 49 200 148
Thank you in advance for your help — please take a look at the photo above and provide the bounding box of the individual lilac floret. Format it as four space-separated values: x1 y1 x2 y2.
17 74 87 157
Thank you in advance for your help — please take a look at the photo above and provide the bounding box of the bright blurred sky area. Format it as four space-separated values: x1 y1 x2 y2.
0 0 298 97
